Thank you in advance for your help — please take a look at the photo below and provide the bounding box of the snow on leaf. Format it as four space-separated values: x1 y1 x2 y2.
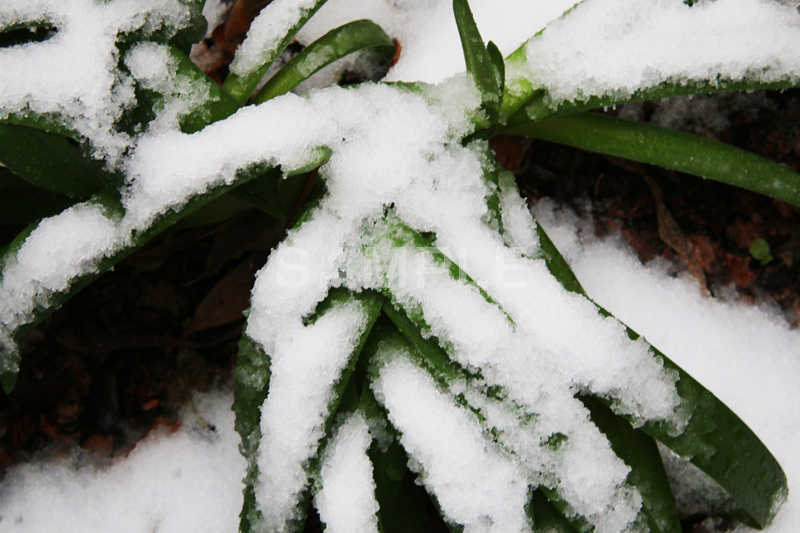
1 0 797 530
314 411 380 533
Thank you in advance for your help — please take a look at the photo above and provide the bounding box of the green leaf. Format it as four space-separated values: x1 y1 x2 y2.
2 45 239 169
222 0 330 104
252 20 395 104
167 0 208 55
499 0 800 124
285 145 333 177
505 111 800 208
0 170 74 225
0 124 104 199
233 289 384 532
379 307 589 530
0 369 17 394
504 66 800 126
534 219 787 528
372 449 437 533
361 392 436 533
580 396 681 533
232 146 331 220
528 490 579 532
749 238 773 266
230 167 294 220
363 321 476 533
486 41 505 99
232 335 271 532
162 45 241 134
380 303 467 386
378 177 786 528
453 0 502 125
118 45 240 137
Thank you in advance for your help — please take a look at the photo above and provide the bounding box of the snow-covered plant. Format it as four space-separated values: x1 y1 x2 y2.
1 0 799 531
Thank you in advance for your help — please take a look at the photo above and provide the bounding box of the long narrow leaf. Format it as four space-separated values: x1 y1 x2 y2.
528 490 579 532
377 195 786 528
364 322 531 532
534 221 788 528
222 0 330 104
166 0 207 55
502 61 800 126
1 45 239 159
453 0 502 125
580 396 681 532
0 170 74 225
346 329 438 533
505 111 800 208
233 288 384 532
162 45 241 134
252 20 394 104
359 385 436 533
0 124 104 198
383 302 677 531
231 146 331 220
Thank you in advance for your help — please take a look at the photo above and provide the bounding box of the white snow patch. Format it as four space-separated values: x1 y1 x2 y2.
298 0 577 83
0 390 245 533
1 205 799 530
1 0 799 530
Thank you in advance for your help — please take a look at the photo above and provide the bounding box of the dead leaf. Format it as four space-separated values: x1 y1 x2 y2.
688 234 718 274
643 175 709 294
184 253 265 335
83 434 114 456
490 135 527 174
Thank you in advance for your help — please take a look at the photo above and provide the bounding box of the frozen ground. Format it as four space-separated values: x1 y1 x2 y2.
0 204 798 532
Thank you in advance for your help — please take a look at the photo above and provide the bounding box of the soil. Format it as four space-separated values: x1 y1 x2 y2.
1 1 799 530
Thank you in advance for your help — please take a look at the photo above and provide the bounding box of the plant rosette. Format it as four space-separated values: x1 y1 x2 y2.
1 0 799 531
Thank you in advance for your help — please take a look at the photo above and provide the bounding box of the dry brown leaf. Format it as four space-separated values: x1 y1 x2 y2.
183 253 264 335
643 174 709 294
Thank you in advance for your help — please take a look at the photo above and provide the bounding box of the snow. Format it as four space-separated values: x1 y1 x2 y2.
251 296 373 530
229 0 321 77
533 200 800 532
297 0 577 84
124 43 214 134
372 344 532 532
314 411 380 533
0 0 799 530
0 0 193 164
2 217 799 531
510 0 800 108
0 203 117 336
0 390 246 532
